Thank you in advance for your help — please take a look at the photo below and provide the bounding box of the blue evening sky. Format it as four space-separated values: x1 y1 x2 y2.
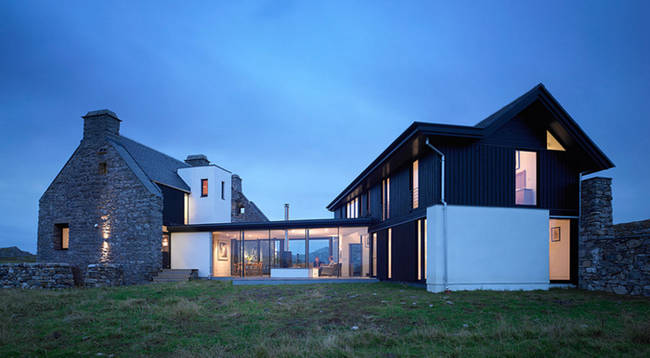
1 1 648 253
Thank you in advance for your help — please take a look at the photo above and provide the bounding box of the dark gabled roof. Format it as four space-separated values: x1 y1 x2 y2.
167 217 372 232
108 135 191 194
326 83 614 210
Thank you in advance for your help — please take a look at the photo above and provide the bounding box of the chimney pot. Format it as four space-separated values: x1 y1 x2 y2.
185 154 210 167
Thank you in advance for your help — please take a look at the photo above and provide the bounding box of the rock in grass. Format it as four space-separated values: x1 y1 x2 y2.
351 326 359 331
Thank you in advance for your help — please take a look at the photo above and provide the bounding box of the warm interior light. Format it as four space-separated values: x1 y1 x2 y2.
547 131 565 151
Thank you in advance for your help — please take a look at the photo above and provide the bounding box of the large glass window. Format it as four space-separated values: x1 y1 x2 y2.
339 227 367 277
346 197 359 218
213 231 239 277
388 228 392 279
515 150 537 206
307 228 338 269
371 233 377 277
243 230 269 276
286 229 306 268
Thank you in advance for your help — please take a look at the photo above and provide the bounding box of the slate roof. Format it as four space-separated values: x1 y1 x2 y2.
107 135 191 196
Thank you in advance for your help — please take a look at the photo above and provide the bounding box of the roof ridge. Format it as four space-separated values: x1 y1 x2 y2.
474 83 544 128
107 134 189 168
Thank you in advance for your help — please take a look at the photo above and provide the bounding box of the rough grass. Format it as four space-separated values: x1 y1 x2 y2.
0 281 648 357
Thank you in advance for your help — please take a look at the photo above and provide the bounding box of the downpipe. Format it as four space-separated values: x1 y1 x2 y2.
425 138 448 292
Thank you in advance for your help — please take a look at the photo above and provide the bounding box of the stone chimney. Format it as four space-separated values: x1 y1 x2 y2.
184 154 210 167
232 174 242 194
580 177 613 241
82 110 121 142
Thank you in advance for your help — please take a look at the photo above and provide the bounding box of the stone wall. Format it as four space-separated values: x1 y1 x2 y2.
579 177 650 296
38 111 163 284
0 263 74 289
84 264 124 287
231 174 269 222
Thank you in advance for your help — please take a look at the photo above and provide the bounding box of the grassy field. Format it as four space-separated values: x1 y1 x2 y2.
1 281 649 357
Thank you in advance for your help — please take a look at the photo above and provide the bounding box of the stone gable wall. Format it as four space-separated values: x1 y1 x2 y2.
38 126 163 284
231 174 268 222
579 177 650 296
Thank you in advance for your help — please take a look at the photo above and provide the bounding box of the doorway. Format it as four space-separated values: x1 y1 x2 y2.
162 234 170 269
549 219 570 281
349 243 362 277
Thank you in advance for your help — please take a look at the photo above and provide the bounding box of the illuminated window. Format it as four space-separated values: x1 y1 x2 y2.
382 177 390 220
515 150 537 205
547 131 565 151
201 179 208 197
183 193 189 225
372 232 377 277
98 162 107 175
417 219 422 280
54 224 69 250
346 197 360 218
388 228 392 279
423 218 427 280
412 160 419 209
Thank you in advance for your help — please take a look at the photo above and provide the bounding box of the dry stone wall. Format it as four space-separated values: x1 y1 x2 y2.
579 177 650 296
0 263 74 289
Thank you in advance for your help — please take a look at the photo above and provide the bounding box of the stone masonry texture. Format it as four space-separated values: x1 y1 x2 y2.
579 177 650 296
231 174 269 222
38 112 162 284
0 263 74 289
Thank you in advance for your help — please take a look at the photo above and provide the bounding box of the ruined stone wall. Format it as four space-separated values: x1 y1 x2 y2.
579 177 650 296
231 174 269 222
0 263 74 289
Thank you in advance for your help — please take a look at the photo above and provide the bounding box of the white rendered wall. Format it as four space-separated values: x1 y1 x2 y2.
178 165 232 224
171 232 212 278
426 205 549 293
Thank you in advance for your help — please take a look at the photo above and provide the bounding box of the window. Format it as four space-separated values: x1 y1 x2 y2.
417 219 422 280
98 162 107 175
346 197 359 219
412 160 419 209
183 193 189 225
54 224 69 250
382 177 390 220
221 181 225 200
372 232 377 277
547 131 565 151
201 179 208 197
387 228 392 279
515 150 537 205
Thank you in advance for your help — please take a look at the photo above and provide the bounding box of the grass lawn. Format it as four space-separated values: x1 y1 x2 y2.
1 281 649 357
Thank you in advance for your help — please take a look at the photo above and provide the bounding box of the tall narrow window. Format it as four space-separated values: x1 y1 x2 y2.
412 160 419 209
515 151 537 205
382 178 390 220
372 232 377 277
387 228 392 279
423 218 427 280
98 162 107 175
221 181 225 200
183 193 189 224
55 224 69 250
345 197 360 219
417 219 422 280
201 179 208 197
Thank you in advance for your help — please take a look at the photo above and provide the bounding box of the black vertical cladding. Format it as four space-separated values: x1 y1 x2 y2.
390 220 418 282
539 150 579 213
389 166 411 218
369 185 382 220
157 184 185 226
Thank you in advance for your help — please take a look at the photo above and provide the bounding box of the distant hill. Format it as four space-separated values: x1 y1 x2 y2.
0 246 36 263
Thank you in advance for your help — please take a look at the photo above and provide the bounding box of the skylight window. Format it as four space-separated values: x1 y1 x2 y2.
547 131 565 151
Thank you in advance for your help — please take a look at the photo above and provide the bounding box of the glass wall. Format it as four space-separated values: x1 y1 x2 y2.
515 150 537 205
212 226 368 278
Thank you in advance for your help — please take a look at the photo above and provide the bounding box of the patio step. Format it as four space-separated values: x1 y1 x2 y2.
152 269 198 282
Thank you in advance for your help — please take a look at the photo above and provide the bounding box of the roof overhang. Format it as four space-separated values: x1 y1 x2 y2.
326 83 614 210
168 218 373 232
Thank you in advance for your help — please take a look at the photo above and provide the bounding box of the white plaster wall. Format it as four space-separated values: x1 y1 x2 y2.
178 166 231 224
171 232 212 277
426 205 549 293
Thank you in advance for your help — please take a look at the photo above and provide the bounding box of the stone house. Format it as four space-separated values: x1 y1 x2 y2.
37 110 267 284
